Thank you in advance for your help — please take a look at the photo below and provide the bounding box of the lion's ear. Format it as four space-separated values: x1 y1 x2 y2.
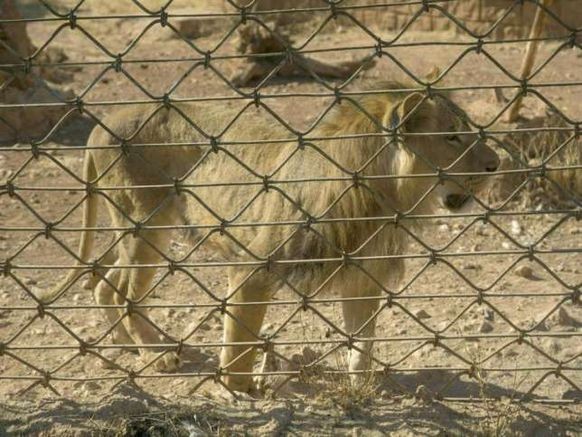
384 92 425 132
425 66 440 83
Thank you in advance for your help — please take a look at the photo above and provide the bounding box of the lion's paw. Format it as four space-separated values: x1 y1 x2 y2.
152 352 182 373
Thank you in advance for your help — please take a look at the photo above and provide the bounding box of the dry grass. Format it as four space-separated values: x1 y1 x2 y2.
307 350 378 413
462 342 525 437
491 112 582 209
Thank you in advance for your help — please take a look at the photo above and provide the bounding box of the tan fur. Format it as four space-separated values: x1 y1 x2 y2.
42 82 499 391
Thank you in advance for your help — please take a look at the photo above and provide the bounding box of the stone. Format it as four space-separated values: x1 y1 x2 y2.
475 224 489 236
462 262 481 271
542 339 561 354
510 220 523 236
481 307 495 321
438 224 450 232
479 321 494 333
514 265 541 280
414 384 433 403
83 381 100 392
24 277 37 286
549 307 579 328
415 309 431 319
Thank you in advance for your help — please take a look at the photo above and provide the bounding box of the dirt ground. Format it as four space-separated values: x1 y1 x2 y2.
1 1 581 435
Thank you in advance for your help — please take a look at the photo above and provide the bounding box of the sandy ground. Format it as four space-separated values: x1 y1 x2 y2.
1 1 581 435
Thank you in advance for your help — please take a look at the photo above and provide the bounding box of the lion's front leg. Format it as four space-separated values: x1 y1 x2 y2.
341 297 379 386
220 271 272 393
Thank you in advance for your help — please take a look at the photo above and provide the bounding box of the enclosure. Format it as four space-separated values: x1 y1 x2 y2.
0 0 581 435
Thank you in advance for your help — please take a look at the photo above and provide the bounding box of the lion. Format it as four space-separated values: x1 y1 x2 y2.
41 80 499 393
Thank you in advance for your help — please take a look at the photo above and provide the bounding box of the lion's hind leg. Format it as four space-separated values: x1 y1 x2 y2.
82 245 118 290
115 227 182 373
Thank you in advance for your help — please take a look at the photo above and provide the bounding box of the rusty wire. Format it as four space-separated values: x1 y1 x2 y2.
0 0 581 403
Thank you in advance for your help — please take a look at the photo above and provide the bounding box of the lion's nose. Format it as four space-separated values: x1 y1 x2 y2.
486 162 498 172
483 149 500 172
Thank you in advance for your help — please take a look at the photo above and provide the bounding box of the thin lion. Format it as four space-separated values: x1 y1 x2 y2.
41 80 499 393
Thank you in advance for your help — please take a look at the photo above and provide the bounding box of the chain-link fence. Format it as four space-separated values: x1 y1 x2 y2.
0 0 580 405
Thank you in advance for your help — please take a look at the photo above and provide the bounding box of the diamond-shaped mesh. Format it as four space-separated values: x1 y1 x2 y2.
0 0 580 403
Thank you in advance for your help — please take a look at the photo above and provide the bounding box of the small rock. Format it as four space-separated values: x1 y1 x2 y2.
505 349 519 358
543 339 561 354
438 224 449 232
83 381 100 392
24 277 37 286
569 228 581 235
475 225 488 236
481 307 494 321
501 242 512 250
415 309 431 319
479 321 494 333
514 265 541 280
414 384 433 402
0 169 14 179
550 307 579 327
462 262 481 271
510 220 523 236
98 350 123 369
198 322 211 331
454 223 465 231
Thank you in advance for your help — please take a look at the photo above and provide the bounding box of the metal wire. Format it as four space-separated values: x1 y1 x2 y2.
0 0 580 403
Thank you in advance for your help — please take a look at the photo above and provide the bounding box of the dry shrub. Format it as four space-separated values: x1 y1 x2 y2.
309 350 378 413
488 112 581 209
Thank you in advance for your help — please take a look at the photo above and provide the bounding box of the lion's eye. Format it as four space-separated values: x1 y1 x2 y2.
446 135 461 144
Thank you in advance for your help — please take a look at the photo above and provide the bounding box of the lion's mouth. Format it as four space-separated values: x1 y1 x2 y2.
444 194 471 210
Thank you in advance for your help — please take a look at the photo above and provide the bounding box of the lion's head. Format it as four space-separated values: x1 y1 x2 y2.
384 91 499 211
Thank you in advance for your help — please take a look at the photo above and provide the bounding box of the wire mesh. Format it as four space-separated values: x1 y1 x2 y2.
0 0 580 403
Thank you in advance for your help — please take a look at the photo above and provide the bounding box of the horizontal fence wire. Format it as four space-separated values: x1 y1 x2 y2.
0 0 581 403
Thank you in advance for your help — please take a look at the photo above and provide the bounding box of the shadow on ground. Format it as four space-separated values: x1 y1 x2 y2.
1 379 580 436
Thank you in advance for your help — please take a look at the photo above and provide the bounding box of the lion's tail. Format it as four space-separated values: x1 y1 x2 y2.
38 151 99 304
